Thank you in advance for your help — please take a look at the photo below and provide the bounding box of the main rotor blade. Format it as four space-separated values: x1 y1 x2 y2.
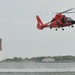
65 12 75 13
59 8 75 14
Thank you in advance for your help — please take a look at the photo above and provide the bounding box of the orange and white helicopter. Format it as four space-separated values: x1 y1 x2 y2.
36 8 75 31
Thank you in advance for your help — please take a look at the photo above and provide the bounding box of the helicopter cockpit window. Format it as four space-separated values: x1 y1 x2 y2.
67 17 73 22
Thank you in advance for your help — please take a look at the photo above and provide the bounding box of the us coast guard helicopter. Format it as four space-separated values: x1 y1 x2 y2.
36 8 75 31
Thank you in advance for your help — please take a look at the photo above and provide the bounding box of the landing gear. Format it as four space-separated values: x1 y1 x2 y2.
62 28 64 31
55 28 64 31
55 28 58 31
71 25 74 28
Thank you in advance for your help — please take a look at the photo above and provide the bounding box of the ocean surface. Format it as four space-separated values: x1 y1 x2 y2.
0 62 75 75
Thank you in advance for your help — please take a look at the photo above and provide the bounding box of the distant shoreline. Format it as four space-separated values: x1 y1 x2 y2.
2 55 75 63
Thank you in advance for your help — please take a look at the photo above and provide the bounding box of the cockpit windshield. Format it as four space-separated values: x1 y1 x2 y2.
67 17 73 22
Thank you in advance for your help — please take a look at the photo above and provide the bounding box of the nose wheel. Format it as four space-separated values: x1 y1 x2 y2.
71 25 74 28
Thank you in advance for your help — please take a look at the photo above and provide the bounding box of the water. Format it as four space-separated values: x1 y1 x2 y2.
0 62 75 75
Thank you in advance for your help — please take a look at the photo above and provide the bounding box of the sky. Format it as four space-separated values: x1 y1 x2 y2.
0 0 75 59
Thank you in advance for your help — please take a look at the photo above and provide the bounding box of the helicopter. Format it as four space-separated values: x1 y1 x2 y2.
36 8 75 31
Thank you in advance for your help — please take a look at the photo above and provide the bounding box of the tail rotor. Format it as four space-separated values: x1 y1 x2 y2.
36 15 44 30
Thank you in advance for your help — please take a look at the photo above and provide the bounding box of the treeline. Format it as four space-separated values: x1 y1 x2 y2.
4 55 75 62
4 56 46 62
53 55 75 62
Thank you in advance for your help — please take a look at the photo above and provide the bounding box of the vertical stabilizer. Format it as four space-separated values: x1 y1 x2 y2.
36 15 44 30
36 15 43 25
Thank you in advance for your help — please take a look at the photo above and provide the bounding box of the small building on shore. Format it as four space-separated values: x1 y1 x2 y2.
42 57 55 62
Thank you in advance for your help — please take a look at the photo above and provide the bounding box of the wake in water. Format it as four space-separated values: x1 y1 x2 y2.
0 68 75 72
